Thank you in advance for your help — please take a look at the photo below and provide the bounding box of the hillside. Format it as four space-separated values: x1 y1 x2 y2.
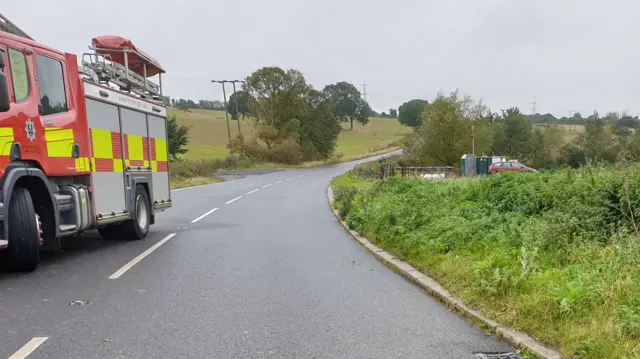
167 108 411 161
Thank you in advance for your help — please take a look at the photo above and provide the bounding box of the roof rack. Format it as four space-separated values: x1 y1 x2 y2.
0 13 34 40
80 36 164 102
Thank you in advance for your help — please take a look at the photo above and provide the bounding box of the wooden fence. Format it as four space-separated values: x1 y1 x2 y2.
353 163 457 180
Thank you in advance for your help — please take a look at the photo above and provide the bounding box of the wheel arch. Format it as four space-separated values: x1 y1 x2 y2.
127 174 154 225
1 163 59 241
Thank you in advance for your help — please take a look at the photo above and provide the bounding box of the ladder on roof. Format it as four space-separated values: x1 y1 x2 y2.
80 53 162 102
0 13 34 40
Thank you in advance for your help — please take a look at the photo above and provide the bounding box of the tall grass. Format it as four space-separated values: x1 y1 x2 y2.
334 165 640 358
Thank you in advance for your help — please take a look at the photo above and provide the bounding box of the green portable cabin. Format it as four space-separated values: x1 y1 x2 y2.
476 157 491 175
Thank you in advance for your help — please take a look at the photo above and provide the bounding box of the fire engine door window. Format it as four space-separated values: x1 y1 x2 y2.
35 54 68 115
8 48 29 103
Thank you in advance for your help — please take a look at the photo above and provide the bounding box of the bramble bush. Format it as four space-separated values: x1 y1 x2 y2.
335 165 640 358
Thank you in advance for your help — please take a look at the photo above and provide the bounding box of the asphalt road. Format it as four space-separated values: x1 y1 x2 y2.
0 153 512 359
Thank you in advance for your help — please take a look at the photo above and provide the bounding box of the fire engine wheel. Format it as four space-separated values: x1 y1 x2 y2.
98 185 150 241
127 185 151 240
4 187 40 272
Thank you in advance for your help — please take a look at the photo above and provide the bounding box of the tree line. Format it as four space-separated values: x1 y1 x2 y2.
164 93 402 121
400 90 640 170
396 98 640 129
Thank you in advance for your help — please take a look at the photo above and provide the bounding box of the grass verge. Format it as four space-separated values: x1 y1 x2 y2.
332 164 640 359
170 175 222 190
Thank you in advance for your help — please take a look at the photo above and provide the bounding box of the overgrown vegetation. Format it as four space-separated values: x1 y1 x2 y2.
333 163 640 358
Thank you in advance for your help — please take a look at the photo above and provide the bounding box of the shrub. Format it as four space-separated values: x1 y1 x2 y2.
169 156 239 181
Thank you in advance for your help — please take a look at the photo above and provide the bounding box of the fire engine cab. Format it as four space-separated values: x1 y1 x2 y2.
0 14 172 271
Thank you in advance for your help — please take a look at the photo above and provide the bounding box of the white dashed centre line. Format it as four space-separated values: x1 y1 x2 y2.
285 177 294 181
246 189 259 195
263 184 272 188
276 181 283 184
225 196 243 204
109 233 176 279
298 175 304 178
191 208 219 223
9 337 49 359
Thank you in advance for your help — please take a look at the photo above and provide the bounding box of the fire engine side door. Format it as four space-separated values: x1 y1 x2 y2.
31 48 79 176
0 40 42 168
0 44 12 162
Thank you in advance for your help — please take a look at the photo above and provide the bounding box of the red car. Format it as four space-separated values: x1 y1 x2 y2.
488 161 537 174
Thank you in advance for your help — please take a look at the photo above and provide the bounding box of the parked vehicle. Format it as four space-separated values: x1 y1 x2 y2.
488 161 537 174
0 13 171 271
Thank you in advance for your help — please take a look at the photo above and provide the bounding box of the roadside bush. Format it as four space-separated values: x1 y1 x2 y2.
334 165 640 358
334 187 359 222
239 139 303 165
169 156 239 180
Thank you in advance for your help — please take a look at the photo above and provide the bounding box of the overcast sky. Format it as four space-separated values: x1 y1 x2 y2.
6 0 640 116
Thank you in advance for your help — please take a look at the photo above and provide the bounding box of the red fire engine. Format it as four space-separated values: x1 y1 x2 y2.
0 14 172 271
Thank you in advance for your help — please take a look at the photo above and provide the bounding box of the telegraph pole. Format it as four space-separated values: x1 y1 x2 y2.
211 80 231 141
231 80 243 133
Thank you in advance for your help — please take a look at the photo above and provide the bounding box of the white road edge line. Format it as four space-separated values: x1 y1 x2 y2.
263 184 272 188
275 181 283 184
246 189 259 195
225 196 243 204
108 233 176 279
9 337 49 359
191 208 219 223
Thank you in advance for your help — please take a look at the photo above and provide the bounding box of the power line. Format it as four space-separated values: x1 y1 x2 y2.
361 81 368 102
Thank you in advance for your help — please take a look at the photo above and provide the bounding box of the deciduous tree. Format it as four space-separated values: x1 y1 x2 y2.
491 107 535 158
323 81 370 130
398 99 428 128
166 115 189 159
240 66 341 163
415 93 471 165
227 90 252 120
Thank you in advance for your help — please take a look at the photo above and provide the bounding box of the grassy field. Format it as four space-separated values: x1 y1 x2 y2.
168 108 411 161
534 123 585 142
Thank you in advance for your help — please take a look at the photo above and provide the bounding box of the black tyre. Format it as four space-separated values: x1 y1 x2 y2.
98 185 150 241
4 187 40 272
125 185 151 240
